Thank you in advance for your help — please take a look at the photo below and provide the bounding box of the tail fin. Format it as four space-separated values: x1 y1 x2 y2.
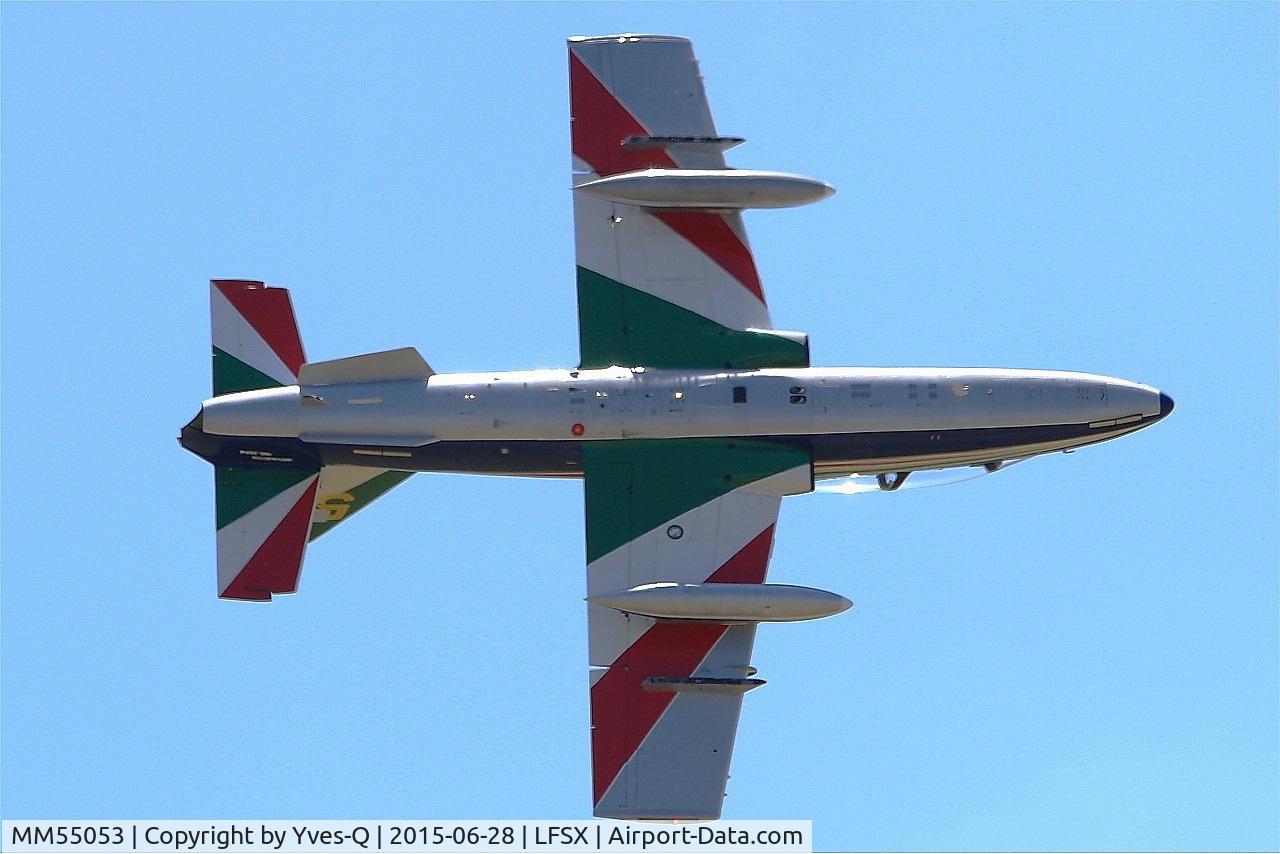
211 279 306 396
204 279 415 600
214 464 414 600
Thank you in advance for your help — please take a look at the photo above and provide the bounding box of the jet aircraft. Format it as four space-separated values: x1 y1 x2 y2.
180 34 1174 821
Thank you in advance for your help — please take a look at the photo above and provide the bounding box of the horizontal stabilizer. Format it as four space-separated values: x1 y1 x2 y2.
309 465 414 541
216 466 320 600
211 280 306 396
214 463 415 599
299 347 434 386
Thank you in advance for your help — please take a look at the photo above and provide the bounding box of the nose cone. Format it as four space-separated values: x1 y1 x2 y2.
1158 392 1175 419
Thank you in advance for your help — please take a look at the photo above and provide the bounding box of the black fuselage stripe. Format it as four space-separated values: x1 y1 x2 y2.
181 417 1153 475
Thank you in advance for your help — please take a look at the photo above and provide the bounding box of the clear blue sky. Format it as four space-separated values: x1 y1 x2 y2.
3 3 1277 851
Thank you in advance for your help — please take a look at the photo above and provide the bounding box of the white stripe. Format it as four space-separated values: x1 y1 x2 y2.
574 177 770 332
216 475 317 595
211 286 297 387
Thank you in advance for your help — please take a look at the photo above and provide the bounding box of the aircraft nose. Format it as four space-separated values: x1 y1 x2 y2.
1158 392 1175 419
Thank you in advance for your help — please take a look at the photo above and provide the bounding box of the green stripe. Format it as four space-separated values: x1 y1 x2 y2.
215 466 317 530
576 267 809 371
309 470 414 541
582 438 809 563
213 346 285 396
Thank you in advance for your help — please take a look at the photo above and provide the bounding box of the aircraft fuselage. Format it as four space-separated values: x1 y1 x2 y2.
185 366 1173 479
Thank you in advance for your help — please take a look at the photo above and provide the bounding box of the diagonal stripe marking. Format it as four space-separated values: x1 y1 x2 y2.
704 524 775 585
213 280 306 377
590 622 727 805
220 479 318 600
569 53 676 177
652 211 764 303
589 524 777 804
211 286 298 389
569 53 764 306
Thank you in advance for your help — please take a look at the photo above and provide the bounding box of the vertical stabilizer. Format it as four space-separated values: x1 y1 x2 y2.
200 280 414 600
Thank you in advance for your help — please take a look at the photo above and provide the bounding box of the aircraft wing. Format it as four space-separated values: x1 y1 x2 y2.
583 439 812 820
569 35 808 371
570 34 821 820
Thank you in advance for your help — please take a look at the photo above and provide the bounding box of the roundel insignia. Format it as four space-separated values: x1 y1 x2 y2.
666 524 684 540
571 423 585 436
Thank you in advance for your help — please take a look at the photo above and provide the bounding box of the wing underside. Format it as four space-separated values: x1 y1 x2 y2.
569 35 807 372
570 34 823 820
583 439 811 820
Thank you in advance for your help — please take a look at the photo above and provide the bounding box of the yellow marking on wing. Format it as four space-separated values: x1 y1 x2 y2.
316 492 356 522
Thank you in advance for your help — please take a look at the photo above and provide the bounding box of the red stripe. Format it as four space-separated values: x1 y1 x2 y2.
569 52 675 177
705 524 776 585
569 53 765 305
220 479 318 600
213 279 306 377
653 212 765 303
590 622 727 804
